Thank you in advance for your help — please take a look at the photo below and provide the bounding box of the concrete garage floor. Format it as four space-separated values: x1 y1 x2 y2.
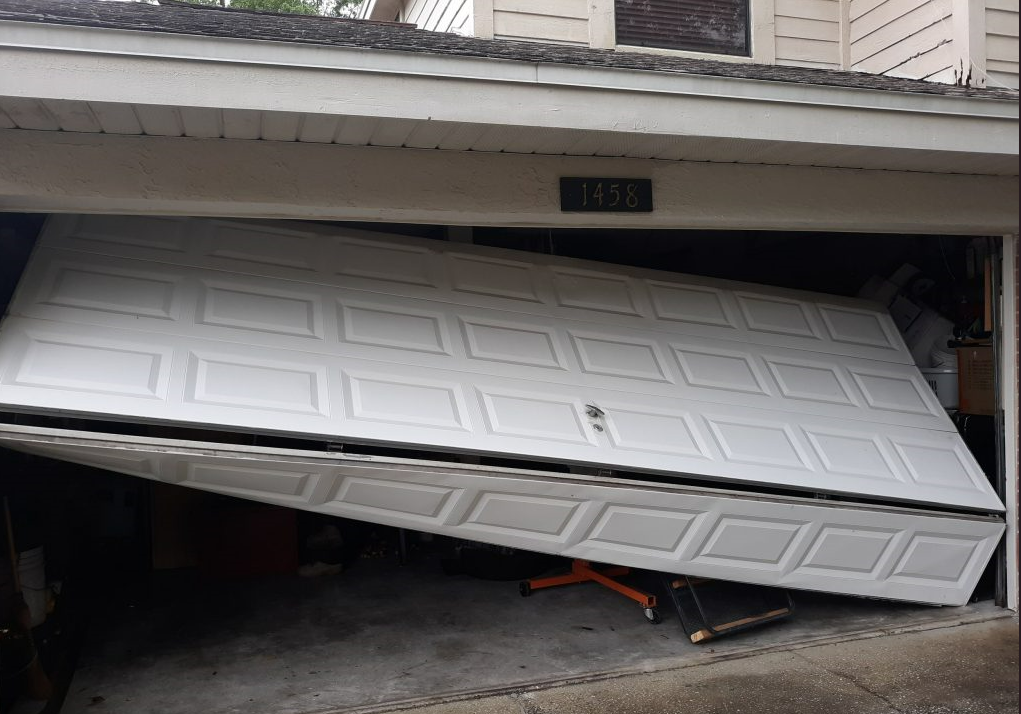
63 556 1015 714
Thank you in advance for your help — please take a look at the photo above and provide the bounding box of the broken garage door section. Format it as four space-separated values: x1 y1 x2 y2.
0 216 1003 512
0 425 1003 606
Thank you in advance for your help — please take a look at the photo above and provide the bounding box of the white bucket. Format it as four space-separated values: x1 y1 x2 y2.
17 546 47 628
920 368 959 410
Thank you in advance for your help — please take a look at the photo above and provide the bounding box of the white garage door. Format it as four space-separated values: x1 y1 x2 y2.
0 215 1006 605
0 215 1002 512
0 424 1003 606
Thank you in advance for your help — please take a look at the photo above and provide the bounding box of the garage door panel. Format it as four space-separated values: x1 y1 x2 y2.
0 425 1002 606
38 216 910 363
0 217 1001 513
9 247 948 433
0 315 998 509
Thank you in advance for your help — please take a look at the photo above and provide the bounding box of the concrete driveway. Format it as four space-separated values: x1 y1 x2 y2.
400 617 1019 714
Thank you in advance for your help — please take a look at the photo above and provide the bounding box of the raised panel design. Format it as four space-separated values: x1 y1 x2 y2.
707 418 809 469
675 348 767 394
465 492 581 539
332 477 455 518
336 238 437 287
696 517 805 567
818 305 899 350
480 389 593 444
64 215 188 253
766 359 855 405
805 430 900 481
12 335 169 399
183 462 317 501
585 506 700 554
737 294 819 338
572 333 669 382
340 303 449 355
552 268 640 316
603 406 707 458
461 319 564 369
205 225 315 271
891 533 982 583
797 526 898 574
188 354 326 415
0 426 1004 606
200 284 322 339
346 373 467 430
892 440 984 492
449 254 541 302
42 265 179 320
851 370 938 416
648 282 734 327
0 216 1004 516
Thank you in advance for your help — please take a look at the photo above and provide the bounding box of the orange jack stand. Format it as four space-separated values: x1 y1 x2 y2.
519 559 662 623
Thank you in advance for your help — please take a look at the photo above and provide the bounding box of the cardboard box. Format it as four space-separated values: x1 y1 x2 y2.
957 345 995 416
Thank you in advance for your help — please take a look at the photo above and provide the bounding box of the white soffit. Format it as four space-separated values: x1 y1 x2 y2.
0 215 1005 513
0 20 1017 175
0 424 1003 606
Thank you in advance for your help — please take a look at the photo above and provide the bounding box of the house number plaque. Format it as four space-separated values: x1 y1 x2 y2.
559 177 653 212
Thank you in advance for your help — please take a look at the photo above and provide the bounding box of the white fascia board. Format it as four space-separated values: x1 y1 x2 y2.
0 20 1017 160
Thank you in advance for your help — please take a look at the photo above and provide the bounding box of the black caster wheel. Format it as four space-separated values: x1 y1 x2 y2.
519 581 532 597
643 607 662 624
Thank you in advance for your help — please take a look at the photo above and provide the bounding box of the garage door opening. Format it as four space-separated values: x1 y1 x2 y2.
0 214 1014 713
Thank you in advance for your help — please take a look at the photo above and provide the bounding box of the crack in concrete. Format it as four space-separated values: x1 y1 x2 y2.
791 650 906 714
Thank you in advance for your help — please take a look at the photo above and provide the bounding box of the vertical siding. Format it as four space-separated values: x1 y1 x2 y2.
986 0 1019 88
492 0 589 46
775 0 842 68
850 0 955 80
403 0 474 34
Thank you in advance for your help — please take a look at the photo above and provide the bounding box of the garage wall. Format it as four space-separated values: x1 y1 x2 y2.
986 0 1020 88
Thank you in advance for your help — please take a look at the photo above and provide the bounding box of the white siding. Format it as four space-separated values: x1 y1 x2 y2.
775 0 842 68
986 0 1020 88
403 0 474 34
850 0 955 79
493 0 589 46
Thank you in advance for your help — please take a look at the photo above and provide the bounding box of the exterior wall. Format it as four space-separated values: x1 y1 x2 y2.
363 0 1017 86
849 0 955 81
491 0 588 45
402 0 473 34
775 0 842 68
986 0 1020 88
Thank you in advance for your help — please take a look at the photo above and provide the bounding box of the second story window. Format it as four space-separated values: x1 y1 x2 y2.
615 0 750 56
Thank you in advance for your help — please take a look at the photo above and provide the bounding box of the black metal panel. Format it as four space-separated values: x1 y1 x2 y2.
615 0 749 56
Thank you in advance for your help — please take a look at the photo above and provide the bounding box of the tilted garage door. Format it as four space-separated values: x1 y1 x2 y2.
0 216 1005 604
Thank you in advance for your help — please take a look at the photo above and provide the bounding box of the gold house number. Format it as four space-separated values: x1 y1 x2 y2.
581 181 642 209
559 177 653 212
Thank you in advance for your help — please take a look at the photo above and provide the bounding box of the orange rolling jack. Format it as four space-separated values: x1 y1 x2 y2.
519 559 662 624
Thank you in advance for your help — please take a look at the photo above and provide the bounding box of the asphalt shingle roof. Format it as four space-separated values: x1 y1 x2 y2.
1 0 1018 100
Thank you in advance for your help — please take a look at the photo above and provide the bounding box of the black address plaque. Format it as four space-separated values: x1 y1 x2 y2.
560 177 653 212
